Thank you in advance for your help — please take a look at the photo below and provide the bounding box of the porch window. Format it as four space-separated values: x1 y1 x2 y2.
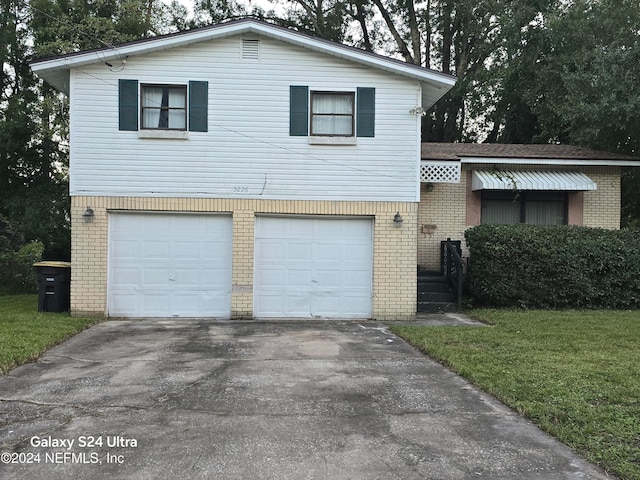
310 92 355 136
481 191 567 225
141 84 187 130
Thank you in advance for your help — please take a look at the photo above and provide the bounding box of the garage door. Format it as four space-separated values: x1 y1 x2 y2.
254 216 373 318
108 213 232 317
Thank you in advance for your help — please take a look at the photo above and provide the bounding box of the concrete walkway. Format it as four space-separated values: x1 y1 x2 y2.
0 319 610 479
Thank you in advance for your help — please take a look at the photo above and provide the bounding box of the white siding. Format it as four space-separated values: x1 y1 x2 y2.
69 35 422 202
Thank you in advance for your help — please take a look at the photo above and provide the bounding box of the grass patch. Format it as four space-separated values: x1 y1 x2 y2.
390 310 640 480
0 295 99 374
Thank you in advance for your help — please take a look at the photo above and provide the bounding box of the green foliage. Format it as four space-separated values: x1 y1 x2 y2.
464 224 640 308
0 239 44 295
390 309 640 480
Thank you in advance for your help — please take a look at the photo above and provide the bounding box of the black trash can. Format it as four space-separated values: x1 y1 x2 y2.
33 261 71 312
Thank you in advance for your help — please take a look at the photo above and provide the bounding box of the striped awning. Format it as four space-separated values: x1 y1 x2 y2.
471 170 597 191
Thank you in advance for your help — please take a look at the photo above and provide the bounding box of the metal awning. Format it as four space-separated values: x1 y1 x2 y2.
471 170 597 191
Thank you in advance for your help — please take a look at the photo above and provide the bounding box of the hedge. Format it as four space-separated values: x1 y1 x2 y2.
0 241 44 295
464 224 640 309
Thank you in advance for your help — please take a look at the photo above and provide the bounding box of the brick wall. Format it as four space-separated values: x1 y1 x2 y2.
71 197 417 320
417 166 622 271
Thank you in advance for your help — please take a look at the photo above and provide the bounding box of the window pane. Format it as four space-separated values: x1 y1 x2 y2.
168 88 186 108
168 110 186 129
142 87 163 107
142 110 161 128
313 94 353 114
312 115 352 135
482 199 521 224
526 201 565 225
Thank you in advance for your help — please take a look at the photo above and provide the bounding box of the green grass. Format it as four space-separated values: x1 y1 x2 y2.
390 310 640 480
0 295 99 374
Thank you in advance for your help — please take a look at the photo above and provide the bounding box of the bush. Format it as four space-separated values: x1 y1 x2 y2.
0 241 44 295
464 224 640 308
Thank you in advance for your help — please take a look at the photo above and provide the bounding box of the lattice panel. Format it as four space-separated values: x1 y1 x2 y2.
420 161 461 183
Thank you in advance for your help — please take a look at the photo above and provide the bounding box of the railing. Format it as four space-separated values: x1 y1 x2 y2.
442 238 464 310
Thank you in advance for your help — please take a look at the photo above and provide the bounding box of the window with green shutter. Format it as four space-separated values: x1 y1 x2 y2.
118 80 208 133
289 86 375 139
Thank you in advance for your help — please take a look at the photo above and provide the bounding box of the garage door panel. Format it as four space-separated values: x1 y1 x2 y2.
111 294 138 315
172 294 201 315
142 294 170 315
111 267 138 286
342 269 373 287
315 269 341 287
344 244 372 261
289 218 315 236
142 267 170 286
256 269 284 287
202 268 232 286
173 268 199 286
112 240 139 259
340 295 373 315
111 215 140 233
254 216 373 318
256 241 285 261
286 294 314 316
109 213 232 318
288 269 313 287
288 242 313 261
142 241 170 259
202 241 231 259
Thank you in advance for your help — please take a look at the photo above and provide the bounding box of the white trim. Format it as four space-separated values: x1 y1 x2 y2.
471 170 597 191
138 130 189 140
308 136 357 145
460 156 640 167
31 20 456 96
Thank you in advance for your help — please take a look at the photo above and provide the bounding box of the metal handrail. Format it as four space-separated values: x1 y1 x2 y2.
444 238 464 310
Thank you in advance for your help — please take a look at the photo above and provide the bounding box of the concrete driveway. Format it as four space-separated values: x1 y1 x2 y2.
0 319 610 479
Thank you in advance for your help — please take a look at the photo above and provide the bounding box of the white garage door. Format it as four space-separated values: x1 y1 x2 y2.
254 216 373 318
108 213 232 318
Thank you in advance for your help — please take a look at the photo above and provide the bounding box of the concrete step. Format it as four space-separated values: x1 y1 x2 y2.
418 291 456 303
417 301 459 313
418 281 452 294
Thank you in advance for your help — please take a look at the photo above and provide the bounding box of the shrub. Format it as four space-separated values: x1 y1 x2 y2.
464 224 640 308
0 241 44 295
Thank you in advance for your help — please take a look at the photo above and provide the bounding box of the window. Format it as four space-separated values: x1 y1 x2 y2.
141 85 187 130
481 191 567 225
310 92 355 136
289 86 375 138
119 80 208 133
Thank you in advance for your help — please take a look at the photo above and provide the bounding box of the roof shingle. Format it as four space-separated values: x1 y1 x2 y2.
421 143 639 162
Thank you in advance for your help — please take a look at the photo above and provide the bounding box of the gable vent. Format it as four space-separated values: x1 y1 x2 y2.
242 39 260 60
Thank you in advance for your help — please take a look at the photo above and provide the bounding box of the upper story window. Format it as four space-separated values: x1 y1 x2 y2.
141 85 187 130
289 86 375 139
118 79 208 133
310 92 355 137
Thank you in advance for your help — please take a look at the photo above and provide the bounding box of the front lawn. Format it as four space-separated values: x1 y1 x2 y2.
390 310 640 480
0 295 99 374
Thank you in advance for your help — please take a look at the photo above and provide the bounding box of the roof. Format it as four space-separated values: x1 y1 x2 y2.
421 143 640 166
30 18 456 107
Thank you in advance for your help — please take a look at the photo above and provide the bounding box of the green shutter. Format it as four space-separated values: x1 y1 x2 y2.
290 86 309 136
356 87 375 137
189 81 208 132
118 79 138 131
